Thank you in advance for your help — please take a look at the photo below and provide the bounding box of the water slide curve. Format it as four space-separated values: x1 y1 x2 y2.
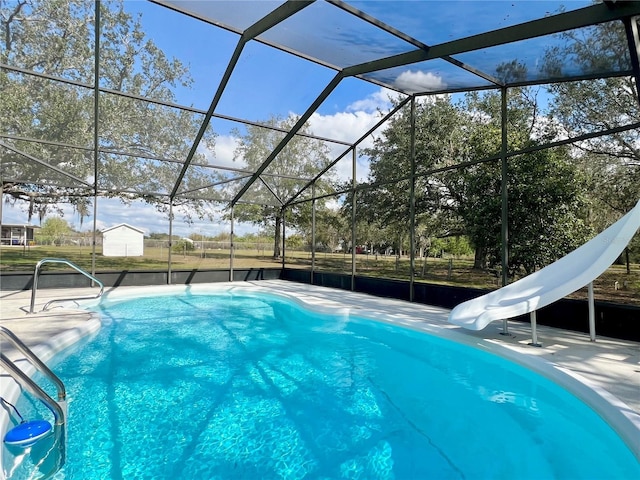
448 199 640 331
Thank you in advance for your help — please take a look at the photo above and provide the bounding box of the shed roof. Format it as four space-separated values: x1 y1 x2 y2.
0 224 41 229
101 224 145 235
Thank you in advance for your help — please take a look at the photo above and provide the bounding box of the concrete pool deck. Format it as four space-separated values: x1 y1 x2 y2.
1 279 639 419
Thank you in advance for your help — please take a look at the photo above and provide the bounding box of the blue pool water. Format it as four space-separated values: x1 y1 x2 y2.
19 291 640 478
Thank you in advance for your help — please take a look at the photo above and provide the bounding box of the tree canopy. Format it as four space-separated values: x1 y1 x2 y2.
228 115 335 258
352 88 591 276
1 0 217 222
35 215 73 245
546 19 640 222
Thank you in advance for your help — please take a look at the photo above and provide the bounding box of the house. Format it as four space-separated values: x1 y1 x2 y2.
102 224 145 257
0 224 40 246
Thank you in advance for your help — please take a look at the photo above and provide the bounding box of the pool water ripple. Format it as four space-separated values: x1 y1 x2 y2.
9 291 637 480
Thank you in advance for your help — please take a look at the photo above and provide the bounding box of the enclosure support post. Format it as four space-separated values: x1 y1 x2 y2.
168 202 173 284
529 311 542 347
281 208 286 269
588 281 596 341
311 183 316 284
230 206 234 282
91 0 101 282
623 16 640 108
351 148 357 291
500 86 510 335
409 96 417 303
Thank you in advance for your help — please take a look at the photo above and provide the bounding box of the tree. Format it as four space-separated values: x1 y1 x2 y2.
449 89 591 275
36 216 73 245
458 147 591 276
284 233 304 251
172 238 194 253
542 17 640 272
357 88 590 277
544 19 640 215
297 204 348 254
228 115 334 258
1 0 217 223
346 97 467 261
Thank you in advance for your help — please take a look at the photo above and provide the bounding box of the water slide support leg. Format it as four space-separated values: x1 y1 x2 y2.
500 318 509 336
528 310 542 347
588 281 596 342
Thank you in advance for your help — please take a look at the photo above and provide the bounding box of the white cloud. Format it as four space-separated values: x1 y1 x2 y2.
325 198 340 211
0 196 261 239
89 198 167 234
307 110 375 182
93 218 109 232
94 199 236 238
395 70 446 93
309 110 380 145
203 135 243 169
307 87 404 183
1 201 85 229
346 88 399 113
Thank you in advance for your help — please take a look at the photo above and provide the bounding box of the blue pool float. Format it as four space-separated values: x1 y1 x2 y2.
3 420 52 447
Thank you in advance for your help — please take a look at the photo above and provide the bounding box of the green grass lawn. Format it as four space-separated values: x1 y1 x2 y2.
0 245 284 271
1 245 638 305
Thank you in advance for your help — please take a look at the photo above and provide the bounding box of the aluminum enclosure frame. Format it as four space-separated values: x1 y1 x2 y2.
1 0 640 295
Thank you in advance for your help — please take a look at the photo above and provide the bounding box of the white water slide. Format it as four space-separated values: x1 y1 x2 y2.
449 199 640 331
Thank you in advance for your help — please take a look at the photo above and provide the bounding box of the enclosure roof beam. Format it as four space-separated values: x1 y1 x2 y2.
0 142 91 187
0 134 315 182
259 177 284 207
328 0 503 87
230 72 345 207
169 1 315 201
283 95 413 207
176 174 254 197
1 63 352 147
343 1 640 78
1 179 93 192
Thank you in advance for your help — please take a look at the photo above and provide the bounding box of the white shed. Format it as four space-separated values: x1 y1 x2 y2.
102 224 145 257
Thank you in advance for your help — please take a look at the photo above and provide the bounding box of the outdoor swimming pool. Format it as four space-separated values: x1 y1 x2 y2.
8 287 640 479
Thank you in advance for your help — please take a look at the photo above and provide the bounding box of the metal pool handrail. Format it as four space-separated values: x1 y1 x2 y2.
29 258 104 314
0 326 67 475
0 326 66 402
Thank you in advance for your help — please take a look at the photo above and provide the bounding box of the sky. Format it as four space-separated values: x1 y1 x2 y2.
2 0 574 237
2 1 403 237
